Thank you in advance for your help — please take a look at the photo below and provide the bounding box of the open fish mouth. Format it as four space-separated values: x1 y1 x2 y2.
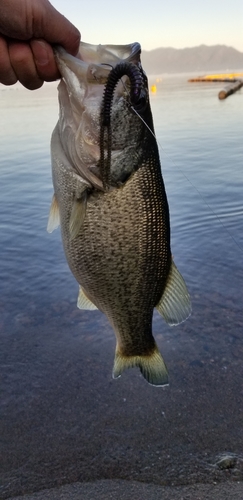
54 41 144 137
55 41 142 85
53 42 149 190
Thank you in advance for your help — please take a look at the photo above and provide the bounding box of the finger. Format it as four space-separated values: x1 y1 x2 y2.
8 41 44 90
0 36 17 85
30 39 60 82
0 0 80 56
32 0 80 56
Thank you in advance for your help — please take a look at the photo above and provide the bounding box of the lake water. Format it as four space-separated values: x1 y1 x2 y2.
0 77 243 498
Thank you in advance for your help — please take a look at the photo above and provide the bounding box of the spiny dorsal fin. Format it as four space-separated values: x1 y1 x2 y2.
113 343 168 387
156 260 191 326
69 191 87 240
77 286 98 310
47 194 60 233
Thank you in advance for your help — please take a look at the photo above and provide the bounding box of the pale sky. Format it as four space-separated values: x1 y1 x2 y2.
51 0 243 52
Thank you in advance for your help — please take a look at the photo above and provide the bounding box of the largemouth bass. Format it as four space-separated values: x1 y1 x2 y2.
48 42 191 386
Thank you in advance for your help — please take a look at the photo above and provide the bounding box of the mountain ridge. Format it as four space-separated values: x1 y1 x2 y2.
141 44 243 74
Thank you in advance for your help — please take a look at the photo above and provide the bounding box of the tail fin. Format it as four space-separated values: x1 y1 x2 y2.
112 344 168 387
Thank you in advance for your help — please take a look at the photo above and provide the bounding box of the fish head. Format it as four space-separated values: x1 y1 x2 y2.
54 42 155 190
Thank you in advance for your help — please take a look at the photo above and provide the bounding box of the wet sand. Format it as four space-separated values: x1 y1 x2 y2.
1 292 243 499
8 479 243 500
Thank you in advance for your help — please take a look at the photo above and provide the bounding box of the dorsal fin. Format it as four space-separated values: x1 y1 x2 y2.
156 260 191 326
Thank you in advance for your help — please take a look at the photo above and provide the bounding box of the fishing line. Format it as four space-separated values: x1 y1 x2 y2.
118 75 242 253
130 103 243 255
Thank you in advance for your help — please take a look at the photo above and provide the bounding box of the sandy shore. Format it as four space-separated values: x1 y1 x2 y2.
8 479 243 500
1 293 243 499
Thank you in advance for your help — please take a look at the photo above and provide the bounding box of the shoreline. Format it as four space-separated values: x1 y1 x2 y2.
8 479 243 500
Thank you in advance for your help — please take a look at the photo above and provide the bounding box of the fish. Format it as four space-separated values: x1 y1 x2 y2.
47 41 191 386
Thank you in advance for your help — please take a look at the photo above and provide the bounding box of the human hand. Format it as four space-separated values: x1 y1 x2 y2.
0 0 80 89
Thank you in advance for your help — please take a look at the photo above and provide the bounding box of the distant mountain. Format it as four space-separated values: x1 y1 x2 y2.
141 45 243 75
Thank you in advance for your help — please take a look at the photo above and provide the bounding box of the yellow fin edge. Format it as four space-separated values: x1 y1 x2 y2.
113 344 168 387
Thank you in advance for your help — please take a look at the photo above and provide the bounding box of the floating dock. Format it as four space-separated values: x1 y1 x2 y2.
188 73 243 99
189 72 243 82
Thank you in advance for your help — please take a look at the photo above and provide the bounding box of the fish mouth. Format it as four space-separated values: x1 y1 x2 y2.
53 42 146 190
77 41 141 64
54 42 143 108
54 41 142 75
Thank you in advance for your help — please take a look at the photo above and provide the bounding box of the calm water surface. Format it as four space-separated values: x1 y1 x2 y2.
1 78 243 304
0 77 243 497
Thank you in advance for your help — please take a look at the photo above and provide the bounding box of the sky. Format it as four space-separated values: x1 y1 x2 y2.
51 0 243 52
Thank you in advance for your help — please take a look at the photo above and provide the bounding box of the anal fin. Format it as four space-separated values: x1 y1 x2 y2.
156 260 191 326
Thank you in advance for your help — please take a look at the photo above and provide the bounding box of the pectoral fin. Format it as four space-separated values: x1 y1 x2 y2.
47 194 60 233
156 260 191 326
69 191 87 240
77 286 98 310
